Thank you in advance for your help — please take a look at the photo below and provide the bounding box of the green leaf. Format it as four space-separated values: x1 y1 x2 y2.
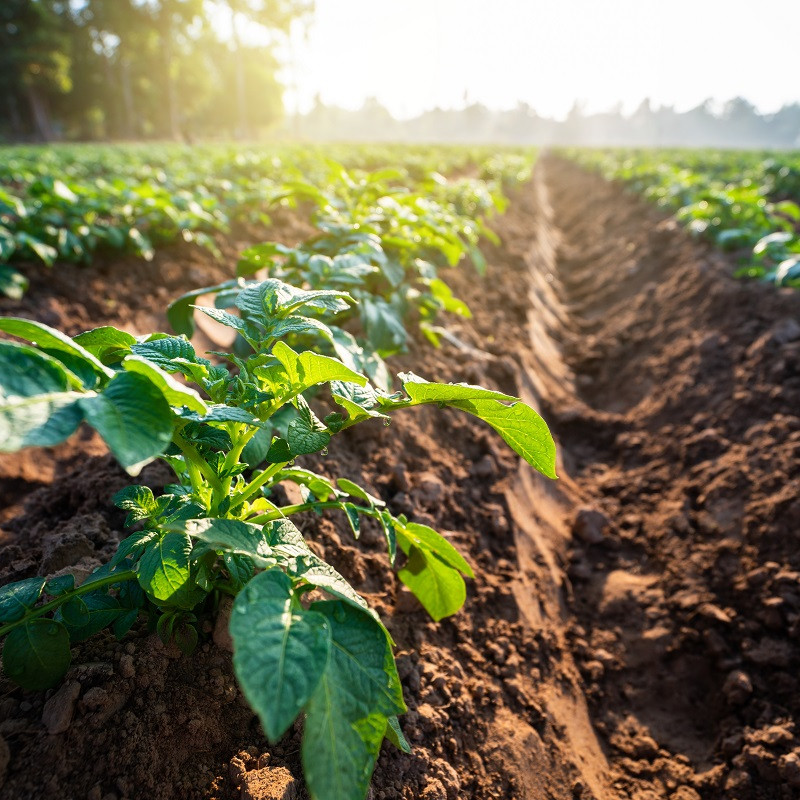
62 592 123 642
18 234 57 266
236 279 352 319
277 468 337 501
2 620 72 690
231 569 331 741
267 315 335 344
397 546 466 621
361 298 407 355
122 355 208 414
138 533 192 604
0 341 85 451
395 522 474 578
0 265 28 300
112 485 157 524
45 574 75 596
237 242 292 276
110 530 158 566
130 336 198 372
428 278 472 317
61 596 90 627
182 518 273 567
74 326 136 363
167 280 241 337
336 478 383 507
385 715 412 753
272 341 366 395
302 601 405 800
80 372 175 475
0 317 113 384
396 377 557 479
266 437 293 463
241 426 273 468
265 520 379 626
287 414 331 456
0 576 46 623
194 306 258 341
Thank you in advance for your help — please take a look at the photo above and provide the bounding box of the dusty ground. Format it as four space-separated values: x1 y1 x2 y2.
0 156 799 800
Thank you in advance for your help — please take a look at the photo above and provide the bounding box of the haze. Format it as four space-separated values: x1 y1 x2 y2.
279 0 800 118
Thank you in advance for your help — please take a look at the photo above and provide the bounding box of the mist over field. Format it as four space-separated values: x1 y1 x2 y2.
3 0 799 147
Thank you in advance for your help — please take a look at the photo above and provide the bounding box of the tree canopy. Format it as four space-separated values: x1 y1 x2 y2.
1 0 314 141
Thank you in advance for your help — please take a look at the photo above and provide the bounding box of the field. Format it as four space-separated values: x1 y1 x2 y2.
0 144 799 800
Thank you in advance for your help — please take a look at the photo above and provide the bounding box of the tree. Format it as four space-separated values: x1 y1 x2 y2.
224 0 314 139
0 0 73 140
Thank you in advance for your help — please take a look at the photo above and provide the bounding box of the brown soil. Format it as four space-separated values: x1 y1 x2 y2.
1 156 799 800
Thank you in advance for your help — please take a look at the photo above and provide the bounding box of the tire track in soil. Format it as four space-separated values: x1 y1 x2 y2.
1 159 799 800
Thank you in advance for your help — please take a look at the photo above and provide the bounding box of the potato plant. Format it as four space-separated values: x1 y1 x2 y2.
0 278 556 800
569 147 800 287
0 143 535 299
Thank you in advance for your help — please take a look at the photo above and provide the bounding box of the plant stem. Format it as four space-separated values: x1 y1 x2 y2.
0 569 137 637
229 460 287 509
173 432 223 493
248 500 344 525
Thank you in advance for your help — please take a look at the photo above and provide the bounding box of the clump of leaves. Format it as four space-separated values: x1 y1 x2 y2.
0 279 556 800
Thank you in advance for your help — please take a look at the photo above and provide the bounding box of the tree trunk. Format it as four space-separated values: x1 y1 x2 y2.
230 4 249 140
120 55 137 140
25 85 55 141
6 94 24 141
160 15 180 139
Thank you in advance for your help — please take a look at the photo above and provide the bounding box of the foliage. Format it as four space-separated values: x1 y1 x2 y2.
0 0 311 141
0 144 534 299
568 147 800 288
0 278 555 800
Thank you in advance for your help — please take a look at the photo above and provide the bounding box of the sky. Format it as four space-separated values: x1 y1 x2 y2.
267 0 800 119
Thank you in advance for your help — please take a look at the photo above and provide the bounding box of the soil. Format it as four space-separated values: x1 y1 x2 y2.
1 155 799 800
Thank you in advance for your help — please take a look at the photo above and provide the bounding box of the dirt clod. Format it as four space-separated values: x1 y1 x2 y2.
572 508 610 544
239 766 297 800
41 681 81 735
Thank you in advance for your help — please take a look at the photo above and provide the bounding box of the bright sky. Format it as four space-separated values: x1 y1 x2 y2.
274 0 800 119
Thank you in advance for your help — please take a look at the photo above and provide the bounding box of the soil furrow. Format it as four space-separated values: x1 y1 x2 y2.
539 156 800 800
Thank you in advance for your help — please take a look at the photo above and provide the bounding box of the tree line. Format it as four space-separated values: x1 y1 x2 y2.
1 0 312 142
295 97 800 150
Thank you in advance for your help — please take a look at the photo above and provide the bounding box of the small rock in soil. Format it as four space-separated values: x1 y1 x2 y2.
670 788 701 800
779 749 800 788
41 530 95 573
240 766 298 800
572 508 610 544
82 686 109 712
770 318 800 345
41 681 81 735
118 653 135 679
722 670 753 705
413 472 445 505
213 596 234 652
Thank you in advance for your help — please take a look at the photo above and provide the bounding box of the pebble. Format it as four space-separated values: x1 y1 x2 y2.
779 750 800 788
41 681 81 735
572 508 610 544
213 596 234 652
118 654 135 679
722 670 752 705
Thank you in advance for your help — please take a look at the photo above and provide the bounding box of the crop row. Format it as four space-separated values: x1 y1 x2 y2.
0 149 552 800
0 143 534 299
567 148 800 287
